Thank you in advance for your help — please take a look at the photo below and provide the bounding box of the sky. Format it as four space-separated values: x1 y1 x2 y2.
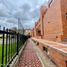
0 0 48 29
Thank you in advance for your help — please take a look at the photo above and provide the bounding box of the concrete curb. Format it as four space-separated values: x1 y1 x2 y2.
31 39 57 67
30 39 45 67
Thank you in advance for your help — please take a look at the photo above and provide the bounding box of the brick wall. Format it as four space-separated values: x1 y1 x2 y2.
61 0 67 40
43 0 63 41
48 47 67 67
40 6 47 39
32 38 67 67
35 21 42 38
31 0 67 41
31 0 67 66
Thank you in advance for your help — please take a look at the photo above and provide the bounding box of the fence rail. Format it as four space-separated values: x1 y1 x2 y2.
0 27 28 67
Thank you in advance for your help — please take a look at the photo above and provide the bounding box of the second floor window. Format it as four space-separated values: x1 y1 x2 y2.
48 0 53 7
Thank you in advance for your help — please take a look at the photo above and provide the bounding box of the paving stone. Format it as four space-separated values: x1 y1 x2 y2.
18 41 42 67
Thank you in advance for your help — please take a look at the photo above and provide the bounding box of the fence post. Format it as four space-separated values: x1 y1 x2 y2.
2 27 5 67
0 25 1 30
8 29 10 62
5 29 8 64
17 33 19 55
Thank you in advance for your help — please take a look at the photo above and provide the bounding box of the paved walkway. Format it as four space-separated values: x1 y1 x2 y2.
18 40 42 67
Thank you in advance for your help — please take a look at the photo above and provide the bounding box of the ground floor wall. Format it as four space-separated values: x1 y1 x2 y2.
48 48 67 67
34 42 67 67
43 34 62 42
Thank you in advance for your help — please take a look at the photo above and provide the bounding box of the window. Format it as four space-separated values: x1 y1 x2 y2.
48 0 53 7
37 30 41 36
66 13 67 19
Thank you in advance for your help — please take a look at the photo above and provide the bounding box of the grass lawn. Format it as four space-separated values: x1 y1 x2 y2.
0 43 17 67
0 35 25 67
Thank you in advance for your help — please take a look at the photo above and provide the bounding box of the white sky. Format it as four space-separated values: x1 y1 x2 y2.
0 0 48 29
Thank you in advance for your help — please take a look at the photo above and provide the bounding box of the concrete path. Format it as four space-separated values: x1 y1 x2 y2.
18 39 42 67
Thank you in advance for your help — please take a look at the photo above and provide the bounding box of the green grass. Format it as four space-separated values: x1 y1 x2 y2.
0 43 17 67
0 37 26 67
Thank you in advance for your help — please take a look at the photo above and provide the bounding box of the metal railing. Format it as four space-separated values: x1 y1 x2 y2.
0 27 28 67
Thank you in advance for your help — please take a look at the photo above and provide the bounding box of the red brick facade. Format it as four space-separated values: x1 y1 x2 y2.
31 0 67 42
43 0 62 41
31 0 67 67
61 0 67 40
